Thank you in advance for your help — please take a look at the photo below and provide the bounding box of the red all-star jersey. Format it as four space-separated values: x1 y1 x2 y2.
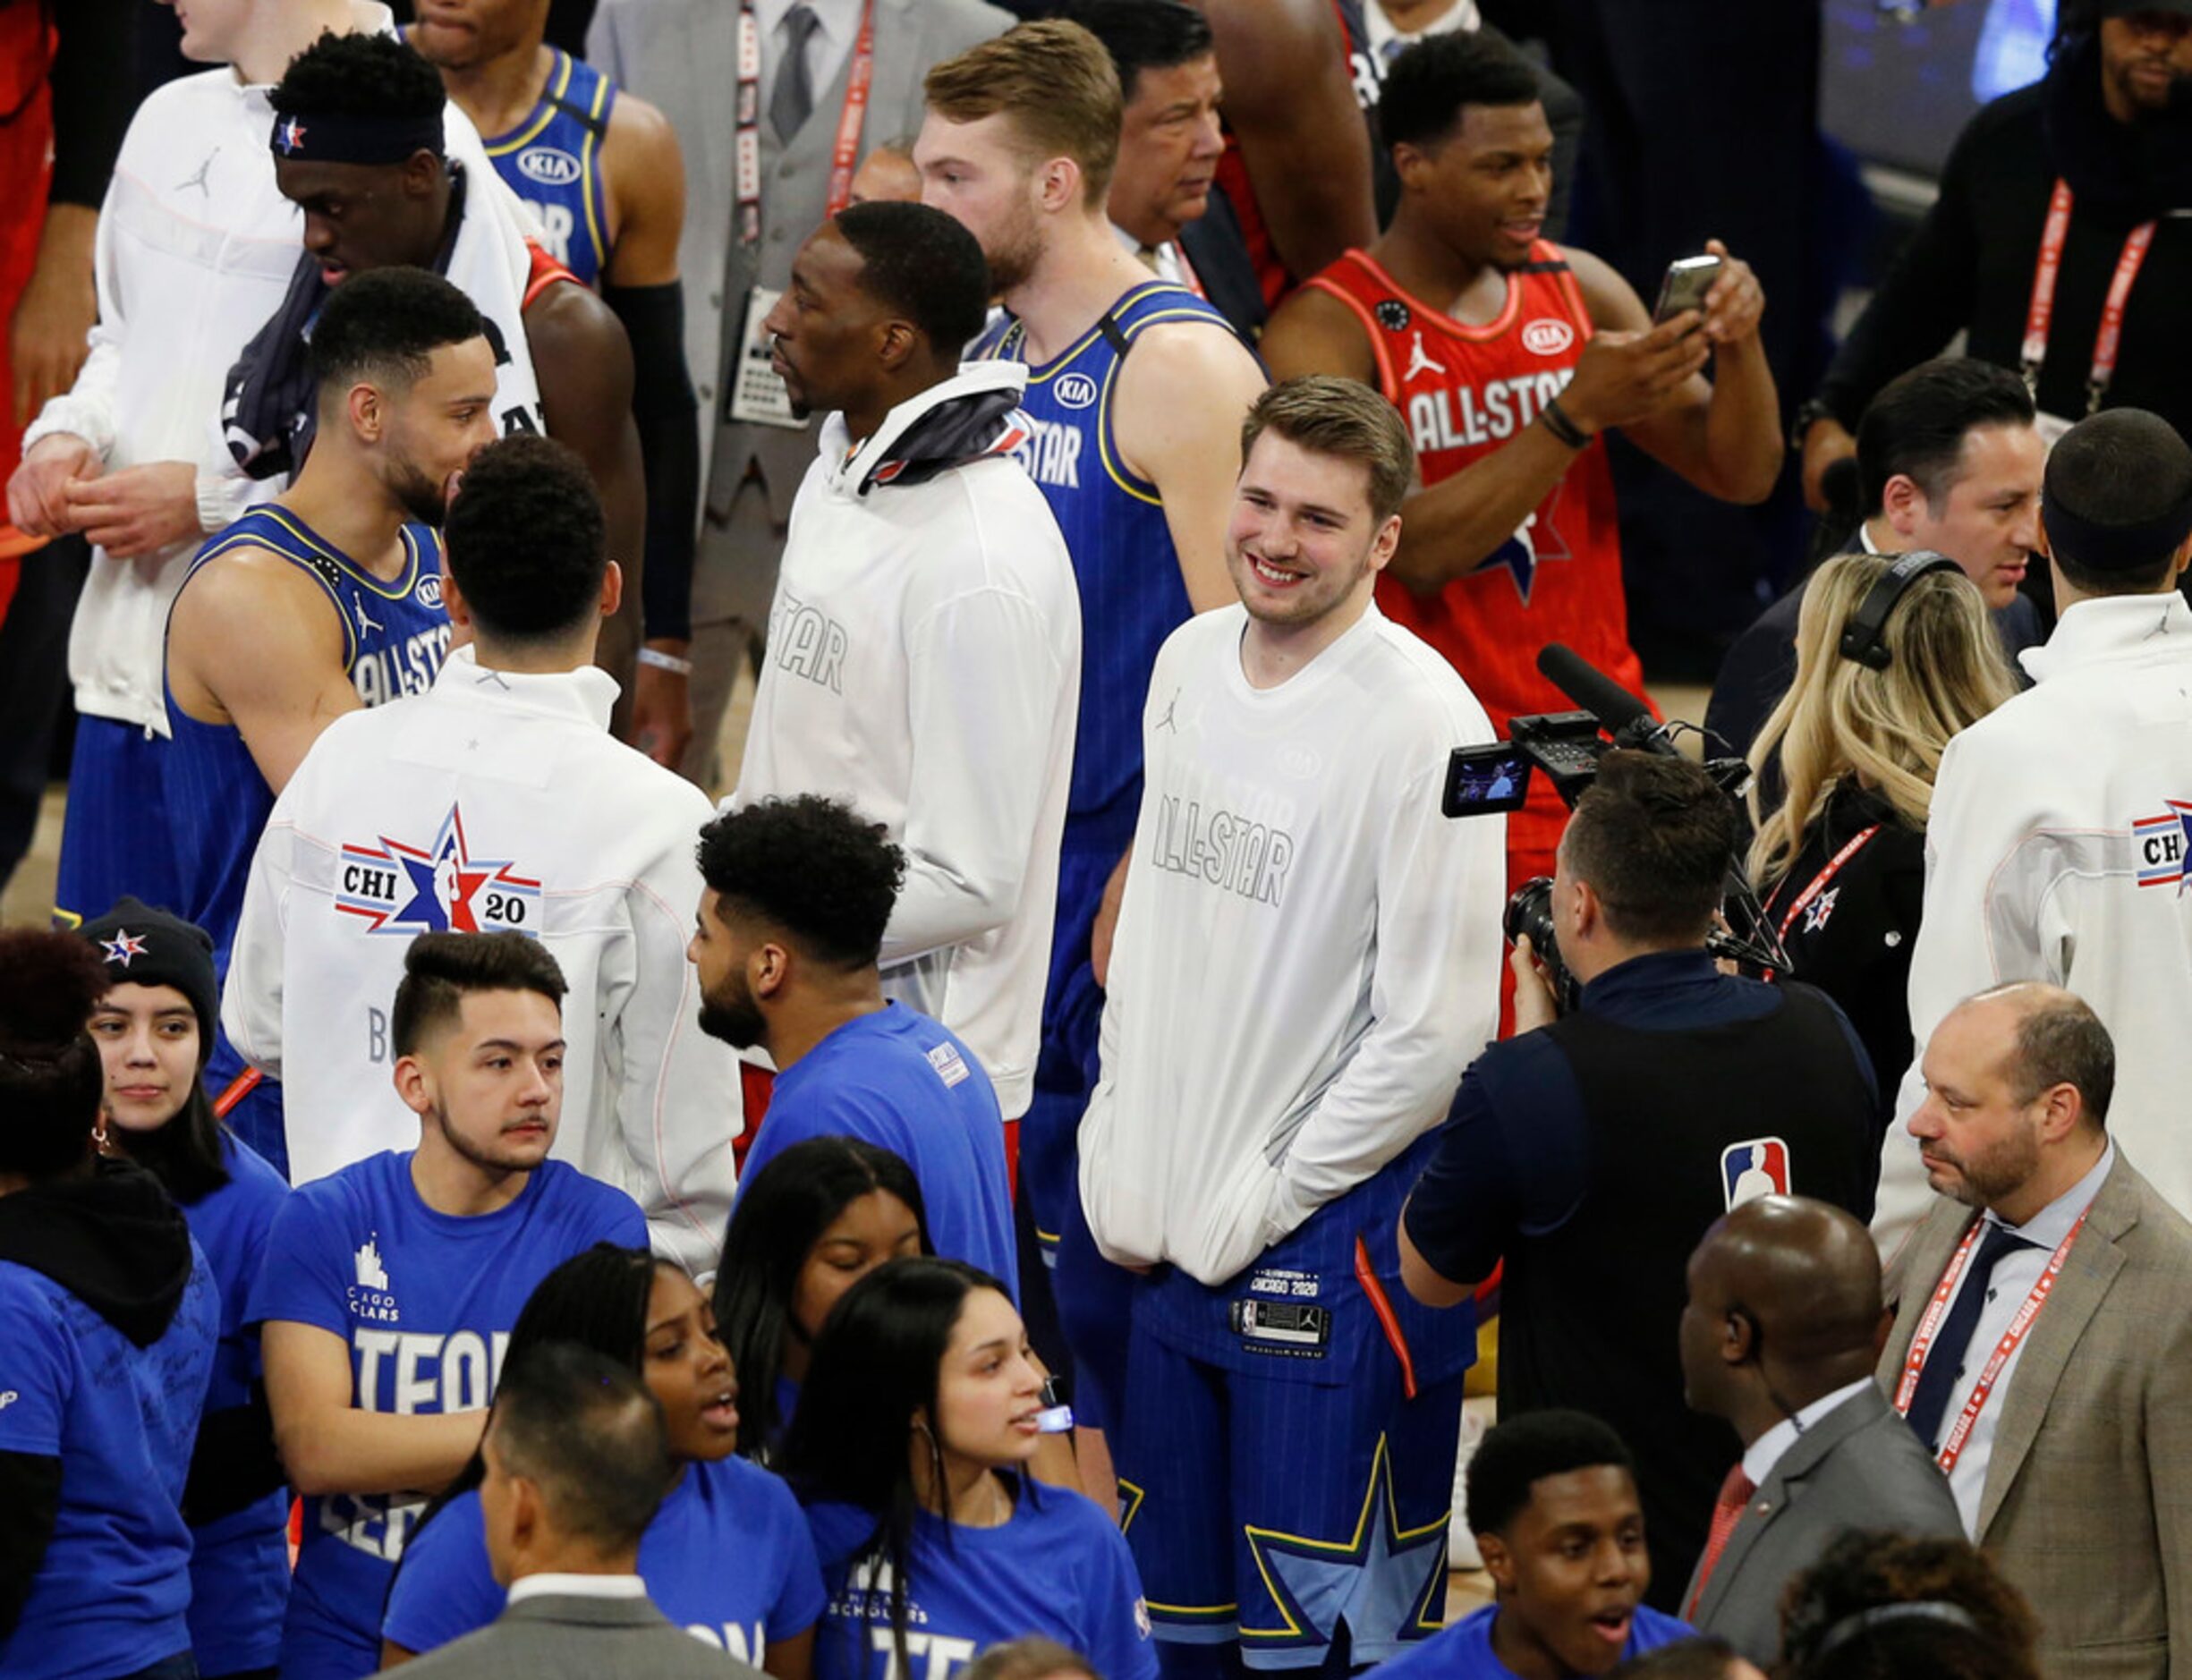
1304 242 1643 870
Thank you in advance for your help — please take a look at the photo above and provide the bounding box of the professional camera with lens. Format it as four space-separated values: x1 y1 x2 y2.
1500 875 1578 1014
1439 645 1790 1009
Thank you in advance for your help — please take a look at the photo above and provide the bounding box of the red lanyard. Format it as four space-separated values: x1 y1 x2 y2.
1890 1209 2088 1475
2020 179 2157 416
735 0 876 248
1769 821 1881 946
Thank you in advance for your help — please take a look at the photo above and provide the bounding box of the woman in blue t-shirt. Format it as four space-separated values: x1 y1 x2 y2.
784 1260 1158 1680
382 1243 826 1678
0 929 219 1680
79 898 292 1680
714 1137 931 1461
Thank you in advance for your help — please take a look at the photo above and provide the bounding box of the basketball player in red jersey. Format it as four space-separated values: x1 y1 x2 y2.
1262 30 1780 892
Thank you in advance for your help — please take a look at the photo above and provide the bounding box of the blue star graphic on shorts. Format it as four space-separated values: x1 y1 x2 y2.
1481 485 1575 605
1242 1437 1449 1656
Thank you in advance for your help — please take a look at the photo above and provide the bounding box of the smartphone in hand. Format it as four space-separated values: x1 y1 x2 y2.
1652 254 1724 326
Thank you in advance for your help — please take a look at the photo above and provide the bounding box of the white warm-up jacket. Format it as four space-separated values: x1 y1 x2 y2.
732 361 1081 1120
1874 592 2192 1252
222 648 741 1277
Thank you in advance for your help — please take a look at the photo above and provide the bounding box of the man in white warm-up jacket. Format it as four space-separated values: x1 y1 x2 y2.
729 201 1079 1125
222 436 738 1277
1078 377 1505 1673
1875 407 2192 1255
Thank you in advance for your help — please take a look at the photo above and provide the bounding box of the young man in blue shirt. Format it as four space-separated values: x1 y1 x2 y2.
250 931 647 1678
688 795 1018 1299
1376 1412 1692 1680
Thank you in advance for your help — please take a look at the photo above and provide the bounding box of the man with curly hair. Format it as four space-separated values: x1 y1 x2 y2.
689 793 1017 1296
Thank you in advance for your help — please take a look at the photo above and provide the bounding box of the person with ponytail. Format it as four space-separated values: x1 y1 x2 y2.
382 1243 823 1679
782 1259 1155 1680
79 897 292 1680
1746 552 2018 1104
713 1137 931 1462
0 929 219 1680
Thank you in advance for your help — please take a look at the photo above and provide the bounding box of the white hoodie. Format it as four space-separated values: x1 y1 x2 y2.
732 362 1081 1120
1874 591 2192 1252
222 646 741 1277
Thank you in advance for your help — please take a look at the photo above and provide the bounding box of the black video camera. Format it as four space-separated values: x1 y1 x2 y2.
1441 646 1792 1007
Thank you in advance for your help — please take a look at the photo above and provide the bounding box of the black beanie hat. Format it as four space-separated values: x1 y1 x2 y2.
77 897 219 1058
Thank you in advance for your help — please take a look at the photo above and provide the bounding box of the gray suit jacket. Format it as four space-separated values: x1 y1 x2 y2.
1880 1151 2192 1680
1682 1384 1962 1667
587 0 1011 532
397 1591 766 1680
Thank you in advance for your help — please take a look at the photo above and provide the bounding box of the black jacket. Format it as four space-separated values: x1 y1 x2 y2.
1815 35 2192 437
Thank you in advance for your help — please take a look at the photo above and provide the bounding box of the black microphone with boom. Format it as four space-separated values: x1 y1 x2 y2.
1534 642 1682 756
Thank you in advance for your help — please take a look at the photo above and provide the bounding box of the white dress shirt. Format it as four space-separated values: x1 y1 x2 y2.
1742 1377 1877 1489
1363 0 1482 63
506 1574 649 1605
1924 1141 2115 1535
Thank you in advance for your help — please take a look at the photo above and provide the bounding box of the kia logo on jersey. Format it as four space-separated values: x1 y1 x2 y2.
1055 372 1099 411
516 147 582 187
1721 1138 1790 1209
1522 318 1576 356
414 574 444 609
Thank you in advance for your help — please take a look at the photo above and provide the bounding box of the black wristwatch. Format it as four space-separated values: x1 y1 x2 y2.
1789 396 1838 454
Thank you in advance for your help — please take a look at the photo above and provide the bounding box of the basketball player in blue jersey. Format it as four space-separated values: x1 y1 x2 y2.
240 31 654 732
164 267 495 1173
411 0 702 769
918 20 1267 1484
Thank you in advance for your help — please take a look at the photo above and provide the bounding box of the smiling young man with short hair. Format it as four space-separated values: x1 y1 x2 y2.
1079 374 1505 1674
249 931 647 1679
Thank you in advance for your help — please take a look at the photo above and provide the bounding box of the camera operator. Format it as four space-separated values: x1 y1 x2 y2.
1398 749 1879 1611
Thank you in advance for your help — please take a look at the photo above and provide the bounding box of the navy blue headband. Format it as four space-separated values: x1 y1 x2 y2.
270 109 444 166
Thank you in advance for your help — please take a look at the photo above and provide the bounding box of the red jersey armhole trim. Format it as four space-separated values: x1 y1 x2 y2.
1344 248 1523 343
523 239 582 309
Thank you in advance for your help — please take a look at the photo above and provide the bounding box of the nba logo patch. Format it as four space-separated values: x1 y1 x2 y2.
1720 1138 1790 1209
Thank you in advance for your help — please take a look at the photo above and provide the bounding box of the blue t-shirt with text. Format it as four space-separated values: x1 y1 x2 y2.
246 1150 645 1677
803 1481 1156 1680
1373 1602 1694 1678
181 1133 293 1676
0 1242 218 1680
744 1005 1017 1299
384 1453 825 1662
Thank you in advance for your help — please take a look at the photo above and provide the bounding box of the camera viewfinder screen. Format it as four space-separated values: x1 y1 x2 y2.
1443 742 1533 818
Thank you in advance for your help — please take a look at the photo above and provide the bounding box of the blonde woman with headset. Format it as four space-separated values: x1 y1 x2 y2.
1746 551 2018 1108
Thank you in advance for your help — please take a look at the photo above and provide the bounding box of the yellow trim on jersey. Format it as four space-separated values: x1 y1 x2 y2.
1094 304 1228 508
578 69 612 274
1238 1435 1451 1642
251 507 426 603
483 48 577 157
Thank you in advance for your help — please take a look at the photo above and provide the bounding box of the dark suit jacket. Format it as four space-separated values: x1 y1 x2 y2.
396 1590 767 1680
1881 1151 2192 1680
1682 1384 1962 1667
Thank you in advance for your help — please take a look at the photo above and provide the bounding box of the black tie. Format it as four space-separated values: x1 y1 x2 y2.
1903 1222 2037 1452
770 4 820 142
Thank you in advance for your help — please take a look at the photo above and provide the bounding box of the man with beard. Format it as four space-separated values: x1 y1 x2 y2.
1261 29 1780 903
689 794 1017 1293
1078 378 1504 1673
250 930 648 1678
730 201 1076 1146
1883 982 2192 1679
221 435 736 1269
162 267 493 1171
229 30 650 710
916 19 1264 1452
1797 1 2192 504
